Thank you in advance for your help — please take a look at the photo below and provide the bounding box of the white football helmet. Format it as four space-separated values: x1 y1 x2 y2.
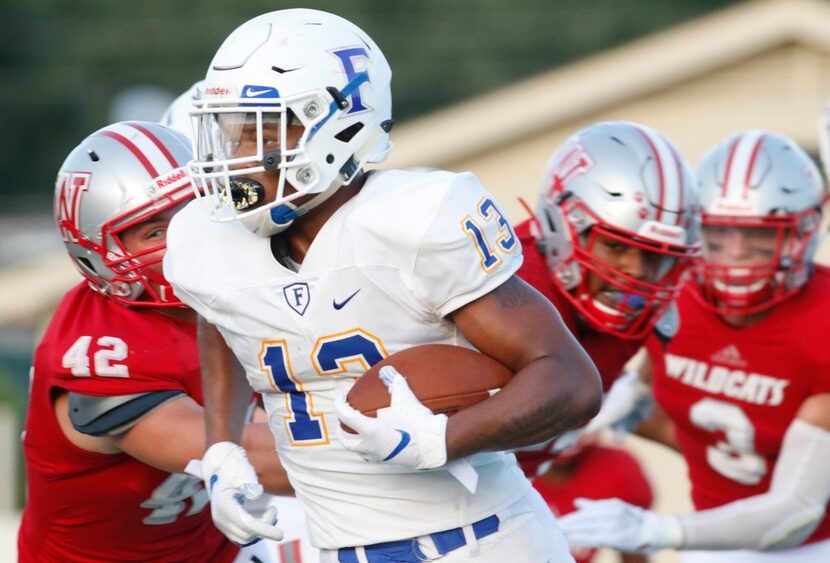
160 80 204 142
535 121 700 339
189 9 393 236
54 121 194 306
695 130 825 315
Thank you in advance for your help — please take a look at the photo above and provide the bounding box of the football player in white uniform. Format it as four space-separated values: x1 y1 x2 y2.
164 9 601 562
160 84 319 563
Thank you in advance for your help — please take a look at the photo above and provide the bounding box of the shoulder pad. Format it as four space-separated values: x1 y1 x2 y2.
68 390 185 437
653 302 679 343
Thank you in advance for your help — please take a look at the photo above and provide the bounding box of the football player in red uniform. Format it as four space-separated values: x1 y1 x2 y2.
18 121 290 562
559 130 830 562
514 120 699 461
514 120 699 563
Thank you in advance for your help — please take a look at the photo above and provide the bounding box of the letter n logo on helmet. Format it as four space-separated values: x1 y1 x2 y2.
331 47 371 114
54 171 92 243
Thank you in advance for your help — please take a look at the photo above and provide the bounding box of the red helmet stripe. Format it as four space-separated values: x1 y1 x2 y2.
721 134 742 197
637 128 665 222
98 130 159 178
126 121 181 169
743 134 766 199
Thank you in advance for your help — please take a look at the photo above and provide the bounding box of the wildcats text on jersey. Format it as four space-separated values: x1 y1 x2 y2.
664 353 789 407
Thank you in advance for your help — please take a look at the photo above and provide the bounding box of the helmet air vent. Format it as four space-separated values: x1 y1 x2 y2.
76 256 97 275
335 123 364 143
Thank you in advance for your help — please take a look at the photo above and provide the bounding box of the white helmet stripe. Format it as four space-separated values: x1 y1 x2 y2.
722 129 765 200
635 125 685 223
96 122 184 179
125 122 183 169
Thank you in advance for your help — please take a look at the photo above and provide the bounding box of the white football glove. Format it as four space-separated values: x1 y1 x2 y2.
334 366 448 470
558 498 683 553
185 441 284 546
548 428 585 454
583 370 653 435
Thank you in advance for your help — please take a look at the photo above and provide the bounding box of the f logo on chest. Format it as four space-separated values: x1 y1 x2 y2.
283 282 310 316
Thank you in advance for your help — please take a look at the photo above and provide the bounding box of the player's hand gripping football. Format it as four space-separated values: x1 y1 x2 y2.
558 497 683 553
185 441 284 546
335 365 448 470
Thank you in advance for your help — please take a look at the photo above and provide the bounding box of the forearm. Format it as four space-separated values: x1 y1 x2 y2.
633 354 679 450
241 422 293 495
445 354 600 459
677 419 830 550
447 276 601 459
198 315 251 445
115 396 209 473
634 403 679 451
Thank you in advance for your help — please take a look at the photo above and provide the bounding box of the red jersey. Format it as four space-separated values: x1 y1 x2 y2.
19 283 238 563
533 444 654 563
514 219 646 477
645 266 830 545
514 220 643 391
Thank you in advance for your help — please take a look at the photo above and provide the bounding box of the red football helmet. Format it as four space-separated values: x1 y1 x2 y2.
534 121 700 339
54 121 194 307
695 130 825 315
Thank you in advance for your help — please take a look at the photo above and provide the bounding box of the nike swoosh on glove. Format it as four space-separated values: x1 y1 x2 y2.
334 365 448 470
185 441 284 546
558 497 683 553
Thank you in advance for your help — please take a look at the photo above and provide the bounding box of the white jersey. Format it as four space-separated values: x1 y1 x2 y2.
165 169 530 548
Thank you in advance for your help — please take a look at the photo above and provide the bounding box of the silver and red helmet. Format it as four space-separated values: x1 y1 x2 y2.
53 121 194 306
535 121 700 339
695 130 825 315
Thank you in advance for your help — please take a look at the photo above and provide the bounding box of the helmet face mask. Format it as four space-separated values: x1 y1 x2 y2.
575 222 687 333
188 9 393 237
54 122 194 307
99 195 190 305
535 121 700 339
695 130 824 316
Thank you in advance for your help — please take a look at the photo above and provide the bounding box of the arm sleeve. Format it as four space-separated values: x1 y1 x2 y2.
69 390 186 436
677 419 830 550
409 173 523 317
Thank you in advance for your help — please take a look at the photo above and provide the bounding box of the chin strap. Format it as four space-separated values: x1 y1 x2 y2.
287 179 343 220
262 180 344 236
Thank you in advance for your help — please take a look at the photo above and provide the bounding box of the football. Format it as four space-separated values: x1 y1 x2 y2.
346 344 513 418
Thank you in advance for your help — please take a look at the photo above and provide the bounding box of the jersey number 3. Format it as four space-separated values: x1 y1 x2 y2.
690 398 767 485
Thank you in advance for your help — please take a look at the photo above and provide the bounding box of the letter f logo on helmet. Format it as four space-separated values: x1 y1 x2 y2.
331 47 371 113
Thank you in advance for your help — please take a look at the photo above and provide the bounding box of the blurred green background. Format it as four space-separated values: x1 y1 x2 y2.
2 0 736 214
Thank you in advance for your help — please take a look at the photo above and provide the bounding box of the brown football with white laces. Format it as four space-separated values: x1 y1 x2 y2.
346 344 513 418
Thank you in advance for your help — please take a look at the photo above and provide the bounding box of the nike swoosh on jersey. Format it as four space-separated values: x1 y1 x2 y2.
383 429 411 462
333 289 360 310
